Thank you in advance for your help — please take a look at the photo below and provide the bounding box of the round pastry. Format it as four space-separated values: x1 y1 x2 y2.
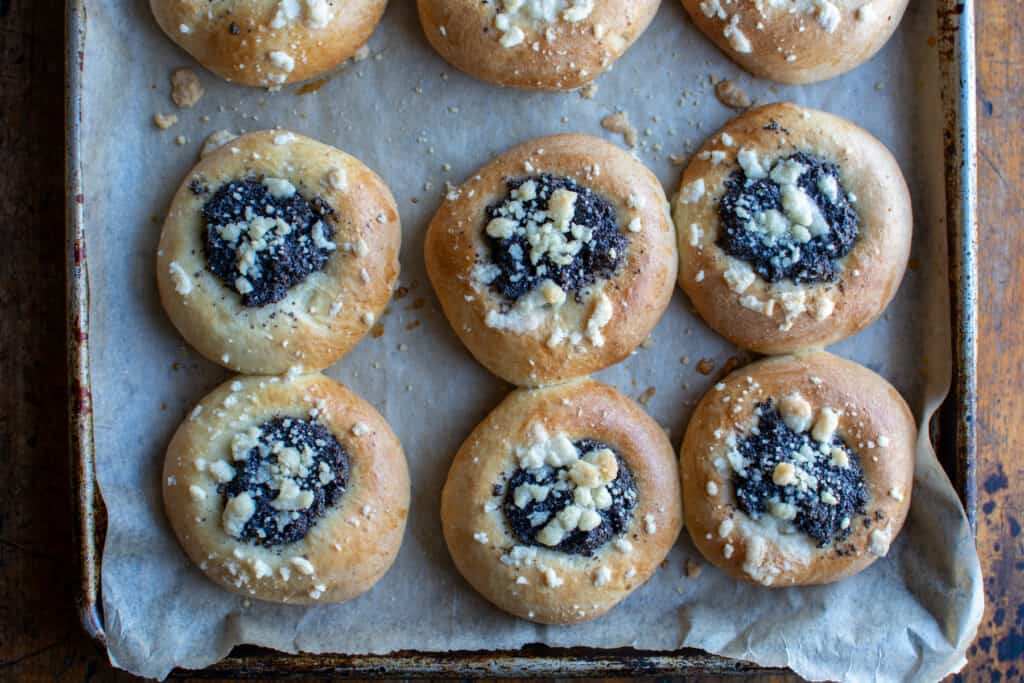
163 373 410 604
150 0 387 87
425 134 678 387
441 378 682 624
681 0 910 84
673 103 911 354
157 130 400 375
680 351 915 587
417 0 659 91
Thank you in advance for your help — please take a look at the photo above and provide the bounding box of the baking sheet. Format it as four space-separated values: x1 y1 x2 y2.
82 1 983 680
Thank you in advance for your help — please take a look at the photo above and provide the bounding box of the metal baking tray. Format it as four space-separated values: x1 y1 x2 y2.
67 0 977 676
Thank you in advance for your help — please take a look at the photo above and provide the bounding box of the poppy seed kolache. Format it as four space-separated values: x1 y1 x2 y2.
163 373 409 604
157 130 400 375
680 0 911 84
150 0 387 87
442 378 682 623
417 0 660 91
674 103 912 354
425 133 678 387
680 351 916 587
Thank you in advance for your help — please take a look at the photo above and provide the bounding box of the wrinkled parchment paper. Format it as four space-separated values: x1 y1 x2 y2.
82 1 983 680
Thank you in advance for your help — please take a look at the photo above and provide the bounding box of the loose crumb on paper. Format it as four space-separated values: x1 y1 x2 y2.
171 68 204 108
601 111 638 148
715 79 751 109
153 113 178 129
685 559 703 578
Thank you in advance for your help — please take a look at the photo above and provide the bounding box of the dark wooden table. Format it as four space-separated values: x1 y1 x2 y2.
0 1 1018 680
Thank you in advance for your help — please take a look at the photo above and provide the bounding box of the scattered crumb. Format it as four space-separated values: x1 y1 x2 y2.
715 79 751 109
685 559 703 578
601 111 637 148
579 82 598 99
714 355 746 383
696 358 716 375
637 386 656 406
170 68 204 108
174 135 187 146
353 45 371 62
153 113 178 129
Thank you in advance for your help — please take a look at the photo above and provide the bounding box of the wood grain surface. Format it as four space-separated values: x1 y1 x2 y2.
0 0 1016 680
959 1 1024 682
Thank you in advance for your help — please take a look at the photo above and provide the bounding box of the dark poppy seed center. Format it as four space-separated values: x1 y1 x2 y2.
220 416 349 547
480 174 627 301
502 439 637 557
200 178 337 307
731 401 868 547
717 152 859 284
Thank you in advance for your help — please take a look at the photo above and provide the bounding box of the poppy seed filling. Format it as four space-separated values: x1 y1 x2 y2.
220 417 349 547
730 400 868 547
502 435 637 557
201 178 338 307
718 151 859 284
478 174 627 302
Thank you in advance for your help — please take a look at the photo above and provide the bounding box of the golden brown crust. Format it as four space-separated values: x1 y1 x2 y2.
417 0 659 91
673 103 912 354
163 373 410 604
441 379 683 624
425 134 678 387
681 0 910 84
157 130 400 375
680 351 916 587
150 0 387 87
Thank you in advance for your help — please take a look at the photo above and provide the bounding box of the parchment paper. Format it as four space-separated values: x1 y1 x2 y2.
82 2 983 680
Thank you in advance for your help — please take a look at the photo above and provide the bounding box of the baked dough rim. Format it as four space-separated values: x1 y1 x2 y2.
679 350 916 587
150 0 389 87
417 0 660 91
156 130 401 375
680 0 911 85
673 102 913 355
441 378 683 624
425 133 678 387
163 373 410 605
